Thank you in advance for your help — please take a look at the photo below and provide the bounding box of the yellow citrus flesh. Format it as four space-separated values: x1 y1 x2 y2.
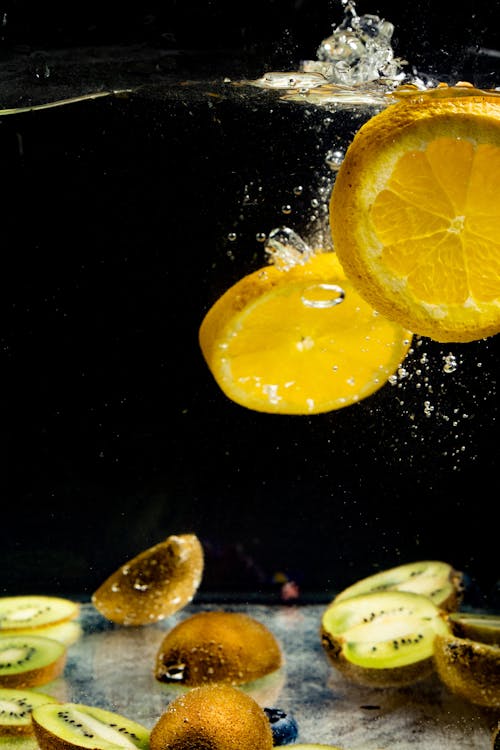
199 252 412 414
330 86 500 343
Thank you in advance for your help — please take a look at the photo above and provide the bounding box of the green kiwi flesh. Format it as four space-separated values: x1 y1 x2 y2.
434 632 500 708
0 635 66 688
32 703 150 750
333 560 463 611
0 598 79 632
448 612 500 645
0 688 59 735
321 590 450 687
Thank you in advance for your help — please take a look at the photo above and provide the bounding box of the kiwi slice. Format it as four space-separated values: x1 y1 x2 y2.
434 631 500 708
11 622 83 648
0 598 79 633
32 703 150 750
92 533 204 626
333 560 463 612
321 590 451 687
448 612 500 645
0 688 58 735
493 722 500 749
0 635 67 688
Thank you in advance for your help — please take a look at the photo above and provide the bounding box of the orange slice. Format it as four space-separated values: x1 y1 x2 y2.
330 85 500 344
199 252 412 414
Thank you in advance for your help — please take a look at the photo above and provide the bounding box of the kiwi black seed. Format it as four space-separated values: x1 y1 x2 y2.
321 590 451 687
0 688 59 735
0 634 67 688
333 560 464 612
0 597 79 632
32 702 150 750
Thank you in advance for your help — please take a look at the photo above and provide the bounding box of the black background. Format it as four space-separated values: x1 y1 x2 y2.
0 0 499 606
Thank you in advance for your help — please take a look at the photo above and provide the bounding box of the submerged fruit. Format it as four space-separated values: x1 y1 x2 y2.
199 251 412 414
154 610 282 686
149 684 274 750
0 688 58 735
32 703 150 750
434 629 500 707
92 533 204 626
0 635 67 688
330 85 500 343
0 597 79 633
321 590 450 687
333 560 463 612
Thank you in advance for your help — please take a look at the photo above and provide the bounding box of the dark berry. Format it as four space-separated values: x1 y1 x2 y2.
264 707 299 745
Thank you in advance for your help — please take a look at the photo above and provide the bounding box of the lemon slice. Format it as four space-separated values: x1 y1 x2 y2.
330 85 500 343
199 252 412 414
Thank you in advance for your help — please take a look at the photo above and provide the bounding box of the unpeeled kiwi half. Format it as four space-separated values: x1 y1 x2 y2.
333 560 464 612
92 533 204 626
154 610 283 686
0 597 79 633
321 590 451 687
149 684 274 750
0 688 59 735
32 703 150 750
447 612 500 646
433 628 500 708
0 635 67 688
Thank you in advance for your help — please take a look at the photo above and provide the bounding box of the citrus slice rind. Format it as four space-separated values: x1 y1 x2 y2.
330 90 500 343
199 252 412 415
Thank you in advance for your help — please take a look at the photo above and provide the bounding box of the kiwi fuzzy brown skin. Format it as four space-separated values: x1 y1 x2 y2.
154 610 283 686
0 688 59 736
433 632 500 708
333 560 464 613
92 533 204 626
149 684 274 750
32 703 150 750
0 635 67 689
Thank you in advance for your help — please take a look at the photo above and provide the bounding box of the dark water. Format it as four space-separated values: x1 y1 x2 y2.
0 0 499 611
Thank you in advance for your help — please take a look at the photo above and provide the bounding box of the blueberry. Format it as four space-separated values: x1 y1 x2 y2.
264 707 299 745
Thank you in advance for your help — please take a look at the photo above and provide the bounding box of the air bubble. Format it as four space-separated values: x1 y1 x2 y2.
281 204 292 215
227 232 237 241
301 283 345 308
293 185 304 196
256 232 267 243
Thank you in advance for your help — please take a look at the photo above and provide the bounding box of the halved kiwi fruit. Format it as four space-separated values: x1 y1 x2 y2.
32 703 150 750
0 597 79 633
149 684 274 750
333 560 464 612
433 631 500 708
92 533 204 626
154 610 283 686
447 612 500 646
321 590 451 687
0 688 59 735
0 635 67 688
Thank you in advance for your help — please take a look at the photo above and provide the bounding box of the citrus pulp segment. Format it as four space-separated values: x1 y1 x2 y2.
330 87 500 343
199 252 412 414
